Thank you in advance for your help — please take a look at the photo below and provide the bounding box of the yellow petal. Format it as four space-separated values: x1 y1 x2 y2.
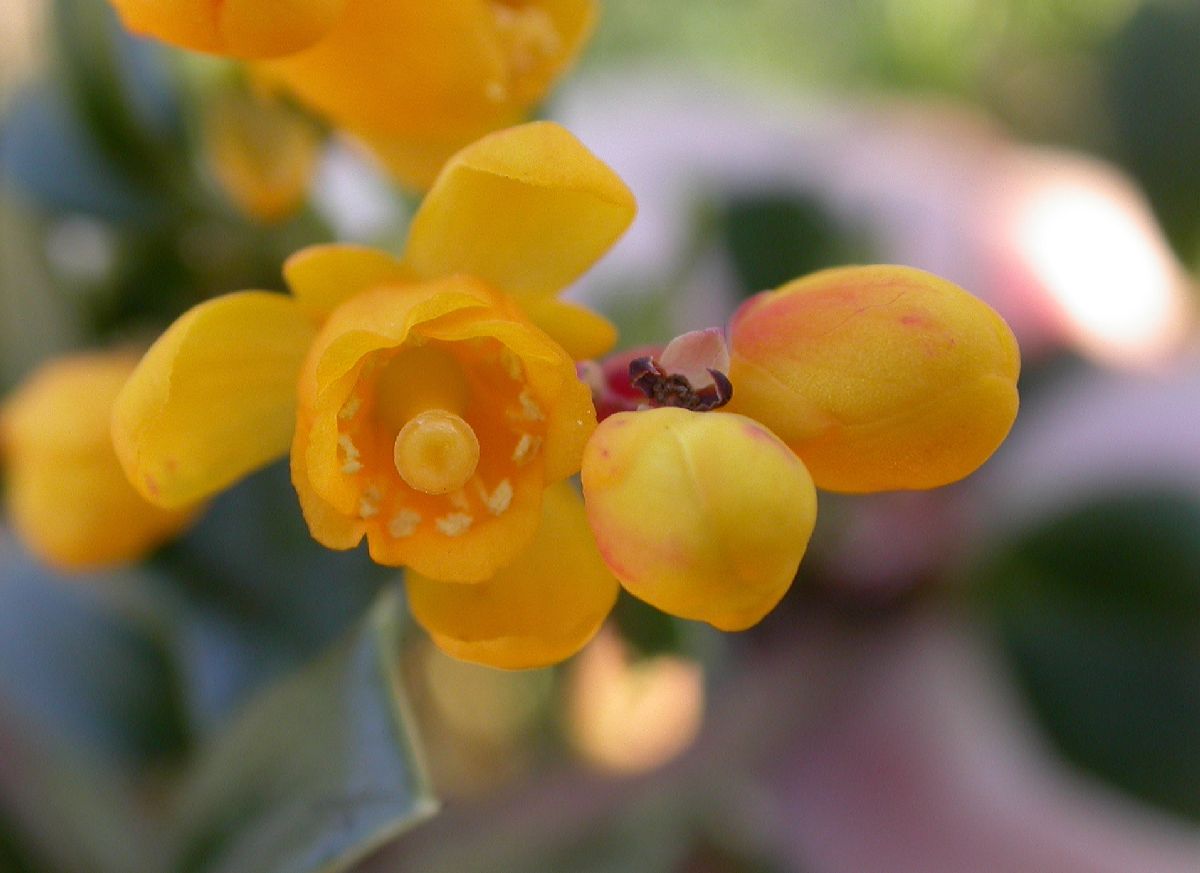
255 3 503 138
401 122 636 298
407 480 618 669
113 292 317 508
283 244 410 318
2 353 197 570
254 1 596 182
108 0 345 58
727 265 1021 493
202 89 322 223
521 297 617 360
582 409 818 631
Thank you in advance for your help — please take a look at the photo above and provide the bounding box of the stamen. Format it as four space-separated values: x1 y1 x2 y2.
435 512 474 537
358 497 379 519
388 509 422 538
393 409 481 495
338 395 362 420
511 432 542 465
500 348 523 380
339 433 363 474
487 479 513 516
518 388 545 421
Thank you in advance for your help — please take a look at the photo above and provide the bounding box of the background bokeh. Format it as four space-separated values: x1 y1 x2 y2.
2 1 1199 871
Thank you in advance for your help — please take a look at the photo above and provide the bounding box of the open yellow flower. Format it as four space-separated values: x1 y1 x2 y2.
1 352 197 571
113 122 633 665
107 0 597 188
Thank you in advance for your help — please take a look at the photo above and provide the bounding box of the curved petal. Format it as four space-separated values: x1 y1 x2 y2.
282 244 410 318
2 353 197 570
521 297 617 360
407 481 618 669
113 292 317 508
108 0 345 58
582 409 818 631
255 3 503 137
401 122 636 298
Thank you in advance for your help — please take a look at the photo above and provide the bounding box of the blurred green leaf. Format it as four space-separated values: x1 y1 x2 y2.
0 84 165 223
172 586 436 873
0 535 189 769
972 490 1200 820
51 0 185 198
1106 2 1200 260
715 191 870 298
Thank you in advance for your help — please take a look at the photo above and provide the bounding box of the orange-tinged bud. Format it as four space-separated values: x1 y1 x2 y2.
727 265 1020 493
1 352 197 570
108 0 345 58
581 408 817 631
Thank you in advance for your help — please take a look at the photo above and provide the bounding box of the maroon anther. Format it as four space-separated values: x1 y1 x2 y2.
629 356 733 412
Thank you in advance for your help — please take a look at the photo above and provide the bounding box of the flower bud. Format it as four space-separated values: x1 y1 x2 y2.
582 408 817 631
728 265 1020 493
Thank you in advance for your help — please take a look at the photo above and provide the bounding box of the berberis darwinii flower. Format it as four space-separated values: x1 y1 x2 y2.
112 122 1020 669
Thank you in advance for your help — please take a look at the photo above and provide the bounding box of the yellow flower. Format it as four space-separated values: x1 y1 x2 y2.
201 88 323 223
108 0 597 189
113 121 633 667
1 352 197 571
581 267 1020 629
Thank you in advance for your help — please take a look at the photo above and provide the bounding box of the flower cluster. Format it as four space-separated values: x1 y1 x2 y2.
87 121 1021 669
106 0 595 188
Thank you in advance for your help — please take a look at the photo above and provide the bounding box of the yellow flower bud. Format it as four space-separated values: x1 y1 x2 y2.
2 352 197 571
581 408 817 631
201 89 322 223
727 265 1020 493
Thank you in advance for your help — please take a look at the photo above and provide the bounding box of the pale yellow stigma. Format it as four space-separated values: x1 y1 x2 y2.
393 409 480 495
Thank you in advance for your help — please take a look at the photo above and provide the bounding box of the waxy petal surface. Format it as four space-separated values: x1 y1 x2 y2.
402 122 636 298
113 292 317 508
407 481 618 669
582 408 818 631
283 244 411 319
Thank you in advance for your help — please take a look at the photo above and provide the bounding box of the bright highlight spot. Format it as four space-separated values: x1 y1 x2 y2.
567 628 704 774
1009 166 1190 366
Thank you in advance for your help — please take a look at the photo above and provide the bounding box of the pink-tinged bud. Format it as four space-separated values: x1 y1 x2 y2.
581 408 817 631
727 265 1020 493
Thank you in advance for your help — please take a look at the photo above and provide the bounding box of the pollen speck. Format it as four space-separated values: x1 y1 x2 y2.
512 432 542 464
435 512 474 536
338 396 362 420
487 479 513 516
518 388 545 421
388 509 421 538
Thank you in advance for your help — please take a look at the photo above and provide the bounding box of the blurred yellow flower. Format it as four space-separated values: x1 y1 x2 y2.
201 88 323 222
582 267 1020 630
108 0 597 188
1 352 197 571
112 122 632 667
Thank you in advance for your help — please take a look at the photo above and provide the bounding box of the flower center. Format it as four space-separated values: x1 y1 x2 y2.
393 409 481 495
